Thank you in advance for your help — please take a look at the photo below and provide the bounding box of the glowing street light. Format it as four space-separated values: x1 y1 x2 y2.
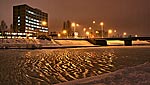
89 27 92 30
108 29 113 34
93 21 96 24
108 29 113 38
72 22 76 27
74 32 78 38
42 21 47 26
123 32 127 37
63 30 67 34
123 32 127 36
95 31 99 34
76 24 79 27
83 28 86 31
86 31 90 38
100 22 104 38
135 35 138 37
58 33 61 37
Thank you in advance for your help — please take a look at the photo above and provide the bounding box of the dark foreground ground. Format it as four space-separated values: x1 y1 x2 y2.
0 47 150 85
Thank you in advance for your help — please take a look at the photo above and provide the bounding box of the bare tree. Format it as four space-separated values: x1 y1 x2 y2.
10 24 13 38
0 20 7 39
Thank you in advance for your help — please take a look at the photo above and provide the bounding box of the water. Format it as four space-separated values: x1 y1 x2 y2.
0 46 150 85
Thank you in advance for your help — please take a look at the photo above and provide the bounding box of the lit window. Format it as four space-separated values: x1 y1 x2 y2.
18 20 20 22
26 16 28 19
26 20 28 22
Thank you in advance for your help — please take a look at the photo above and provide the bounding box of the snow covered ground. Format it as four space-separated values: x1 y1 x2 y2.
55 40 95 46
56 62 150 85
107 40 150 46
0 39 150 48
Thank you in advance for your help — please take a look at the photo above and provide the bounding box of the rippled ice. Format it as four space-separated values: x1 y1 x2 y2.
0 46 149 85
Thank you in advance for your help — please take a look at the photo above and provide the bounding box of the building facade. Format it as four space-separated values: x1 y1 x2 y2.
13 4 48 37
63 20 73 37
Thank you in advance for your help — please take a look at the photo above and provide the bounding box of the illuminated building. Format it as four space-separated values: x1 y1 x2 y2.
13 4 48 37
63 20 73 36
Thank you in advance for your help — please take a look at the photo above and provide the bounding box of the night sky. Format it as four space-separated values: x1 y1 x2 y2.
0 0 150 36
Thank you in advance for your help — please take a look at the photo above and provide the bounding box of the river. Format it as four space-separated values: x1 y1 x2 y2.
0 46 150 85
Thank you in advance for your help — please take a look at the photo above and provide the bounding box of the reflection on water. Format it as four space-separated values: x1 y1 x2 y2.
0 46 150 84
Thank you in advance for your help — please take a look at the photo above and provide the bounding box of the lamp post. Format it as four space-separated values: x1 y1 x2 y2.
108 29 113 38
86 31 90 38
123 32 127 37
71 22 76 37
37 21 47 38
71 22 79 38
100 22 104 38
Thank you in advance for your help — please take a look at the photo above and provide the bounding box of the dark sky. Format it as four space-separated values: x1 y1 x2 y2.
0 0 150 36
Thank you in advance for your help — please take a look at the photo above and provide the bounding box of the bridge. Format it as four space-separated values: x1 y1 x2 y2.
54 37 150 46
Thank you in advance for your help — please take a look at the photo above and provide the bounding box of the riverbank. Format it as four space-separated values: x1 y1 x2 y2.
0 46 149 85
0 38 150 49
0 38 97 49
56 62 150 85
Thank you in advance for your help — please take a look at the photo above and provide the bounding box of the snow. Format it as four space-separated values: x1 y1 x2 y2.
132 40 150 45
107 40 124 46
56 62 150 85
55 40 95 46
107 40 150 46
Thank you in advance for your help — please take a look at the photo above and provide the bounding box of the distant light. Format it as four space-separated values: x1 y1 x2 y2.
63 30 67 34
135 35 138 37
114 30 117 33
100 22 104 26
95 31 99 34
72 22 76 27
42 21 47 26
76 24 79 27
74 32 78 36
86 31 90 35
93 21 96 24
108 29 113 34
83 28 86 31
123 32 127 36
58 33 61 37
89 27 92 30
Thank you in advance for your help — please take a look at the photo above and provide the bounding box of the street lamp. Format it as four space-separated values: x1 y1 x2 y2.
123 32 127 37
72 22 79 38
108 29 112 38
83 28 86 31
58 33 61 37
135 35 138 37
63 30 67 34
89 27 92 30
86 31 90 38
100 22 104 38
42 21 47 26
93 21 96 24
72 22 76 37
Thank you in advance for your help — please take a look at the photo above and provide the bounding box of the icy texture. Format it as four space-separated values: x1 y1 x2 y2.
56 62 150 85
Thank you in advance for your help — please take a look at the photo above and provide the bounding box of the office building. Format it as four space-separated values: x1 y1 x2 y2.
13 4 48 37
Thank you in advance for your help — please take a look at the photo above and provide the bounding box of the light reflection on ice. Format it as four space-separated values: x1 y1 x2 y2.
0 46 150 84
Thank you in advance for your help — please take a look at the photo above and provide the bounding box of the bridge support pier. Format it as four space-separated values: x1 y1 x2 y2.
124 39 132 46
88 39 107 46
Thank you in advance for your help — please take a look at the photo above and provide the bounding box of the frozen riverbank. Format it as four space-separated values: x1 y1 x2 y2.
0 38 58 49
0 47 149 84
56 62 150 85
0 39 150 49
0 39 97 49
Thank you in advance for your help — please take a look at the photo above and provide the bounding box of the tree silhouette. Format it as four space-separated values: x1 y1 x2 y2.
0 20 7 40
